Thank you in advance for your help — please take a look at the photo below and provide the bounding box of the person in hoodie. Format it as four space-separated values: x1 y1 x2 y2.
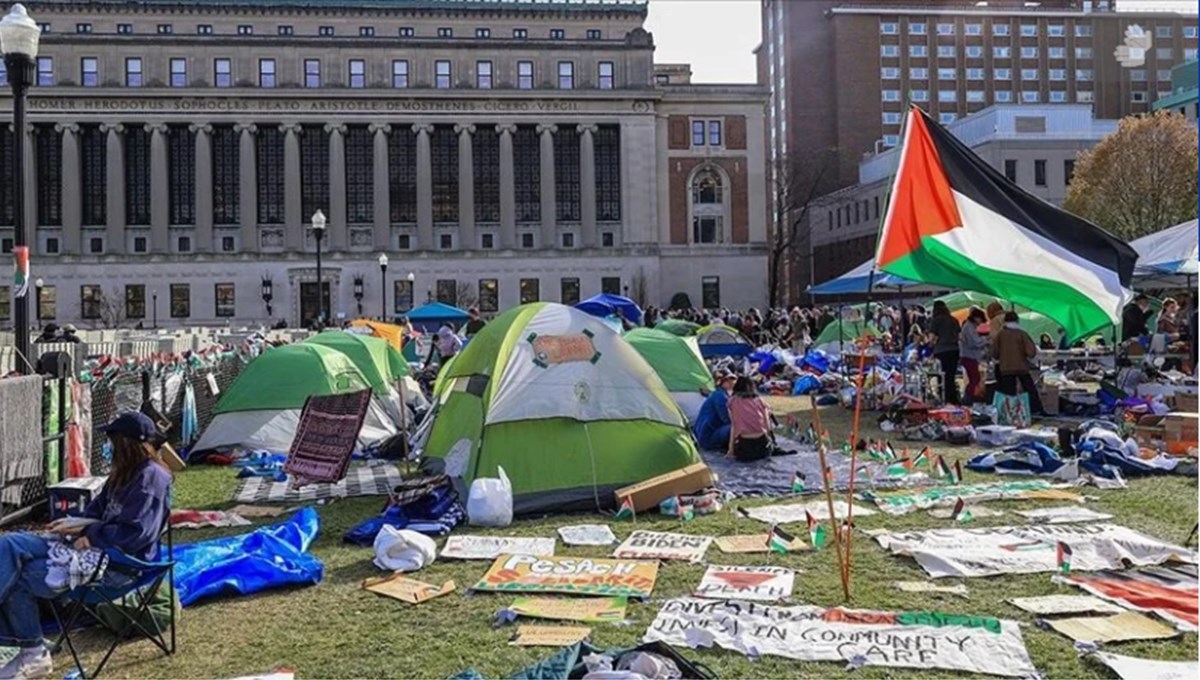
0 413 172 680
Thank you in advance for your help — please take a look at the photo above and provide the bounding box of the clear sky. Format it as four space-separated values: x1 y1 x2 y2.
644 0 761 84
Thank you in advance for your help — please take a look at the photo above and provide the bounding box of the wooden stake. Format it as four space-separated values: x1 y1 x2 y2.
840 336 871 599
810 394 850 601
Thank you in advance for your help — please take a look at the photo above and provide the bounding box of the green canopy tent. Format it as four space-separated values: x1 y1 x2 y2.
624 328 714 422
419 302 699 515
193 343 399 453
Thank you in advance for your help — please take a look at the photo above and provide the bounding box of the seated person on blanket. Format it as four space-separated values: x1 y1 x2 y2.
692 370 737 450
0 412 172 680
727 377 794 461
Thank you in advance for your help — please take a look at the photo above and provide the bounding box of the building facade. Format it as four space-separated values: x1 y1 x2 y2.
1152 58 1198 119
809 104 1118 284
760 0 1199 301
0 0 768 328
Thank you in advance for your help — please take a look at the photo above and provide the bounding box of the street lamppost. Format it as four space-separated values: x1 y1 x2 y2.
33 277 42 321
1 4 41 373
151 290 158 329
311 209 326 327
406 272 415 313
352 276 364 316
378 253 389 321
260 277 273 318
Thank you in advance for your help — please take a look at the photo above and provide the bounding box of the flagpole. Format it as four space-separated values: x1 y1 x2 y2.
810 393 849 600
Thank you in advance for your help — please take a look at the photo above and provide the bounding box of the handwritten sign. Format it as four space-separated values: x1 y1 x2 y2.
510 596 628 623
473 555 659 598
531 334 598 367
510 625 591 647
715 534 808 554
695 565 795 602
362 574 455 605
557 524 617 546
440 535 555 561
613 530 713 563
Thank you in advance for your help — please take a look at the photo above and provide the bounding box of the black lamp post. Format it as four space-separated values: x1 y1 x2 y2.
2 4 40 373
378 253 389 321
33 277 42 321
311 209 326 326
353 275 364 316
151 290 158 329
261 276 273 317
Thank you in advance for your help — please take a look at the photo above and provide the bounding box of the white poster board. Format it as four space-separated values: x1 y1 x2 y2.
694 566 795 602
613 530 713 563
440 535 556 560
742 500 874 525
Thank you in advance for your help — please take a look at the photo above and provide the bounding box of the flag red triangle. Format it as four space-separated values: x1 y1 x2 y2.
713 571 777 589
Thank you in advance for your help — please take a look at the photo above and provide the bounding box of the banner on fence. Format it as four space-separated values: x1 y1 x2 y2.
643 598 1036 677
613 530 713 563
870 480 1077 516
510 596 628 623
874 524 1197 579
694 565 795 602
440 536 556 560
473 555 659 598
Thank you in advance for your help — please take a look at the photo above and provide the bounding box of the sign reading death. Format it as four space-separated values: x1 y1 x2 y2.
695 565 796 602
473 555 659 598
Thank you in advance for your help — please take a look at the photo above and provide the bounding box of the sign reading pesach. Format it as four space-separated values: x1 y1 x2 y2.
473 555 659 598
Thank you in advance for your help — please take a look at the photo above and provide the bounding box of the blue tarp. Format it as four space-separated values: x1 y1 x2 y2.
171 507 323 607
407 302 469 332
808 258 933 295
575 294 643 325
966 442 1064 475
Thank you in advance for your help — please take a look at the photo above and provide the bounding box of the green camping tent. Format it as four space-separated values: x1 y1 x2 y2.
306 331 410 389
655 319 700 337
814 318 880 347
421 302 699 515
624 328 714 393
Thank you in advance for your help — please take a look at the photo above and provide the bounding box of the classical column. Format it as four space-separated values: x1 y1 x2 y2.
281 123 303 251
55 123 81 255
146 123 170 253
413 123 433 250
101 123 125 253
369 123 391 249
455 124 475 251
235 123 258 252
537 123 557 248
655 115 670 245
578 124 598 249
190 124 213 253
326 123 347 251
496 124 517 249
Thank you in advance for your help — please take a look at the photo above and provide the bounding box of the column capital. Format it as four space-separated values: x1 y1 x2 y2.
279 122 303 134
536 123 558 135
453 123 476 135
144 122 169 135
99 123 125 134
324 123 347 135
234 123 257 134
53 122 80 134
188 123 213 134
577 123 599 135
495 123 518 135
412 123 434 135
368 123 392 135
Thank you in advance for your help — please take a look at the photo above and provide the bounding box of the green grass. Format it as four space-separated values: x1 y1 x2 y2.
58 400 1197 679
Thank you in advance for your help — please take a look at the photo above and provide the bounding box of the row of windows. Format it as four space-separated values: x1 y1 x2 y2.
690 120 724 147
882 43 1194 61
51 22 608 40
827 196 882 232
882 88 1107 105
16 56 617 90
881 20 1196 39
881 66 1179 82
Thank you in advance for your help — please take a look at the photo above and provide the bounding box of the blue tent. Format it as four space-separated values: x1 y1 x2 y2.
575 294 643 325
407 302 469 332
808 258 940 295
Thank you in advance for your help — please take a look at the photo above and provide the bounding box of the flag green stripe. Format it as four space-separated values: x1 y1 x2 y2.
884 238 1113 341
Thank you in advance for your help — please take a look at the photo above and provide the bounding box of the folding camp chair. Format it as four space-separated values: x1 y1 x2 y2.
49 520 177 679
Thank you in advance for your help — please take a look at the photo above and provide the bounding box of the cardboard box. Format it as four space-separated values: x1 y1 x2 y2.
159 443 187 472
614 463 716 513
1133 415 1166 450
1174 393 1198 414
48 476 108 520
1163 413 1199 456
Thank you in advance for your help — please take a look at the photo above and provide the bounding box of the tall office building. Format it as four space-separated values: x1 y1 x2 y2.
760 0 1199 301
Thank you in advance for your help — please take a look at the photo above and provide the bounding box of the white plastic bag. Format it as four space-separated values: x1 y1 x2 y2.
372 526 437 572
467 465 513 527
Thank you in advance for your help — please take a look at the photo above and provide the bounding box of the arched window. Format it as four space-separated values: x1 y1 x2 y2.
690 168 727 244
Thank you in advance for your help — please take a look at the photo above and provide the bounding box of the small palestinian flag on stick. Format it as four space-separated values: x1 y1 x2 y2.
885 441 898 461
901 453 916 473
806 510 828 549
791 471 806 493
767 524 796 554
934 455 949 479
913 447 931 470
953 459 964 485
614 496 635 521
950 497 973 523
1057 542 1073 573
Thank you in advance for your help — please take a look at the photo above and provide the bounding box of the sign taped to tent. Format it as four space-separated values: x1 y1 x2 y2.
869 480 1077 516
530 333 598 366
695 566 795 602
440 536 556 560
874 523 1197 578
643 598 1036 677
613 530 713 563
473 555 660 598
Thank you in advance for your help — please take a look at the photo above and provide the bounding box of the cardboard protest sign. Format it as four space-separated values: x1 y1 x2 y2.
874 524 1197 579
715 534 807 554
1088 651 1198 680
1058 564 1198 631
510 625 591 647
1014 507 1114 524
741 500 874 525
362 574 455 604
557 524 617 546
473 555 659 598
1006 595 1124 616
440 536 556 560
1044 611 1178 643
694 565 795 602
510 596 627 623
643 598 1036 677
871 480 1078 516
613 530 713 563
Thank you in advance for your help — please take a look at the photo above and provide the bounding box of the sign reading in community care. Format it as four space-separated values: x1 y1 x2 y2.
440 535 556 561
613 530 713 563
695 565 795 602
870 480 1077 516
510 596 628 623
643 598 1037 677
473 555 659 598
874 523 1197 579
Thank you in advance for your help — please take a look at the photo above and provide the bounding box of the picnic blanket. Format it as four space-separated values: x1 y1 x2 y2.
233 463 402 504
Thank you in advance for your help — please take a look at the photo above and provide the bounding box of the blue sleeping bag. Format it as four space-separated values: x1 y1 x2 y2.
170 507 323 607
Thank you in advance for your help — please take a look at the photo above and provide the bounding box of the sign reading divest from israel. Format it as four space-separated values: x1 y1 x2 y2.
473 555 660 598
613 530 713 563
643 598 1037 677
695 566 795 602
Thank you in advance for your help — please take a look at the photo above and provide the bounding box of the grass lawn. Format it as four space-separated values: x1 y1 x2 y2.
56 398 1197 679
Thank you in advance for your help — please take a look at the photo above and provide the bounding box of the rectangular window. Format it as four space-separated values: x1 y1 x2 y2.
348 59 365 88
1077 90 1093 103
437 27 452 38
435 60 451 88
237 25 253 35
519 278 539 304
1131 91 1148 103
1049 47 1066 59
359 26 374 37
517 61 533 89
81 285 102 320
937 45 955 58
1076 69 1093 81
937 23 955 36
125 284 145 319
475 27 490 38
392 60 408 88
691 120 706 146
995 90 1013 102
478 279 498 312
1020 24 1037 37
1158 69 1173 82
994 46 1011 58
157 23 173 34
1076 47 1093 59
560 278 580 305
125 57 142 87
513 28 527 39
1130 69 1146 81
177 236 191 252
994 23 1010 36
882 67 900 79
1155 25 1172 39
881 45 899 57
36 22 49 33
439 234 452 250
557 61 574 89
1004 159 1017 182
221 236 235 252
967 68 983 80
965 23 982 36
701 276 720 308
910 89 928 102
1021 68 1039 80
38 285 55 320
708 120 722 146
1021 46 1038 59
601 232 614 247
1050 90 1067 102
937 90 956 102
967 90 985 102
1064 159 1076 185
880 22 898 35
1034 159 1047 187
392 279 414 312
277 25 293 36
399 27 414 37
118 23 132 34
521 233 534 248
598 61 614 89
215 283 235 317
305 59 321 88
480 233 494 249
586 29 601 40
89 238 103 254
133 236 146 253
939 112 956 125
214 58 232 87
1156 48 1173 60
397 234 411 250
1187 49 1199 61
259 58 276 87
170 283 190 318
1075 24 1092 37
882 89 901 102
1048 24 1065 37
319 26 334 36
196 24 212 35
550 28 565 40
910 67 928 79
882 112 902 124
76 23 92 33
1022 90 1039 103
170 58 187 87
601 277 621 296
81 57 98 87
966 45 983 58
45 238 59 254
476 60 492 88
561 232 574 249
1049 69 1066 80
910 45 927 58
938 67 956 80
1184 26 1198 39
996 68 1012 80
909 22 926 35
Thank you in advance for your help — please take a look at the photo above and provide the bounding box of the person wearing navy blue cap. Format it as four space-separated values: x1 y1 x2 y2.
0 412 172 679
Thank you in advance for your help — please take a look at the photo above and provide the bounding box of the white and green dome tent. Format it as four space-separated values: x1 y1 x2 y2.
624 327 714 423
418 303 700 515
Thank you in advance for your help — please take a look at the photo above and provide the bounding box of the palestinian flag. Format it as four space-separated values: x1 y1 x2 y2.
875 107 1137 341
953 460 964 485
767 524 795 554
950 497 973 523
614 496 635 521
913 447 931 470
791 471 806 493
934 455 950 479
806 510 828 549
1057 541 1073 573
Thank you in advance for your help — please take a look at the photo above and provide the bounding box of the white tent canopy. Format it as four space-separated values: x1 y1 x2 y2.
1131 219 1198 287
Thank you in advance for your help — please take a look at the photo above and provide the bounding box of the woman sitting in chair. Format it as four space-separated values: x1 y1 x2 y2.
0 412 171 680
